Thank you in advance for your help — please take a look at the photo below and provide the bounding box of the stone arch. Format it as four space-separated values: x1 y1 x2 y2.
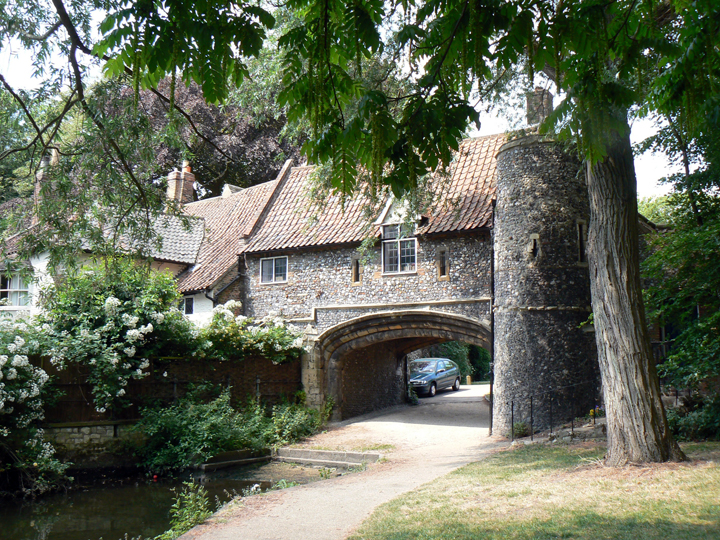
315 310 492 418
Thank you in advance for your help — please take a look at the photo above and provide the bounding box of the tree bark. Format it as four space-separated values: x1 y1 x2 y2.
586 111 686 466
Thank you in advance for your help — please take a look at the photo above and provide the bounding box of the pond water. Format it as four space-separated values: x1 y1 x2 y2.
0 462 320 540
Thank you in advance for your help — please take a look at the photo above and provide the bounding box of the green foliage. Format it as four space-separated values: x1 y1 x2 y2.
134 388 324 473
468 345 491 381
0 317 69 496
133 387 250 474
638 196 674 225
155 481 213 540
30 261 304 413
666 394 720 442
265 402 322 446
97 1 274 105
643 195 720 389
511 422 529 438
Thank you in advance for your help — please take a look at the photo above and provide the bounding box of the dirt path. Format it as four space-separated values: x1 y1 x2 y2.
182 385 507 540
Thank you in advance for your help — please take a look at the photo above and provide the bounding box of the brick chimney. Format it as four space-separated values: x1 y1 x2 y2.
166 160 196 205
526 87 554 126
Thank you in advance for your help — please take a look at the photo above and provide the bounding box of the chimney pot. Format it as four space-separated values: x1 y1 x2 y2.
167 162 196 205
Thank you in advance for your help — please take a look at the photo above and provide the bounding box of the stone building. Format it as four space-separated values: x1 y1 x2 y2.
173 131 601 433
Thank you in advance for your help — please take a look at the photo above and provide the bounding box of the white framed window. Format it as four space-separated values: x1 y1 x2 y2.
0 274 30 307
260 256 288 283
382 224 416 274
179 297 194 315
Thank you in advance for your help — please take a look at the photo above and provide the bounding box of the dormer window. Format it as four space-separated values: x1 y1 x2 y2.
382 224 416 274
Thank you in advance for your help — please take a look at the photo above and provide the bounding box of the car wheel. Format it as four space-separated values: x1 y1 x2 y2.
428 383 437 397
452 378 460 391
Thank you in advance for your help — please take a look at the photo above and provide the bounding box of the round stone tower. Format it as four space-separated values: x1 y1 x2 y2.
492 135 600 437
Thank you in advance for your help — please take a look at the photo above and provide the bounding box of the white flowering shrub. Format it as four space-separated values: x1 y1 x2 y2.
0 317 68 496
200 302 306 364
37 260 198 412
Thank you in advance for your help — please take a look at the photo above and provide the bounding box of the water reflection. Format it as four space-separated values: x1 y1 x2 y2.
1 468 277 540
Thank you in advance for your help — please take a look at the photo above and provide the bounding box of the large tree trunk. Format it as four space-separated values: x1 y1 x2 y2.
586 112 685 466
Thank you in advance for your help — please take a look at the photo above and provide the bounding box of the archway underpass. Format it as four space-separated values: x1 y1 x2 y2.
309 310 492 419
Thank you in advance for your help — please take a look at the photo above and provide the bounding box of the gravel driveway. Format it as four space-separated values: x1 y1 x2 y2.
182 385 506 540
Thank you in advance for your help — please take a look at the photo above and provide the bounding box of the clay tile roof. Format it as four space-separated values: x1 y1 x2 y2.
242 134 506 253
179 180 279 292
241 166 380 254
420 134 506 234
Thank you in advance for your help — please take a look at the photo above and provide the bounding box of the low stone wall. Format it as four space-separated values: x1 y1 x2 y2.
44 421 138 451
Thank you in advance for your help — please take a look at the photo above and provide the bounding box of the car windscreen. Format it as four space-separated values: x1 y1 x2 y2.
410 361 437 373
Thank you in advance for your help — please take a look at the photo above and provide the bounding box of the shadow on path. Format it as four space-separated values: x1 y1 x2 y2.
182 388 505 540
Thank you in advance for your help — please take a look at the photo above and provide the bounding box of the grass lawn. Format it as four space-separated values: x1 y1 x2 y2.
348 442 720 540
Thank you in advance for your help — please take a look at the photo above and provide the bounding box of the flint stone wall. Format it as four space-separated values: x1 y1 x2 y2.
492 136 600 436
243 234 492 333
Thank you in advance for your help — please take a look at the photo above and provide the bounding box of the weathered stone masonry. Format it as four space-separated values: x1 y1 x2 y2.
243 234 494 418
244 234 492 328
231 133 602 426
492 136 600 436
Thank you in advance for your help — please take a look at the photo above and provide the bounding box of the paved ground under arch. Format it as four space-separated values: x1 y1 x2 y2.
182 385 507 540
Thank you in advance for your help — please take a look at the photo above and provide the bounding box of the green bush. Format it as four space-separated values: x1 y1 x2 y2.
36 260 306 414
134 388 325 473
38 258 198 412
667 393 720 441
155 481 213 540
134 387 250 473
199 303 305 364
511 422 530 438
469 345 491 381
264 403 321 446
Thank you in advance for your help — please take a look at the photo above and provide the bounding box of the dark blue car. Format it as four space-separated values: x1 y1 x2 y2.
408 358 461 397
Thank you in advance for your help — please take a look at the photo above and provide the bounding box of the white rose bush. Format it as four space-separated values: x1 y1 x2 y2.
0 318 68 496
200 301 307 364
37 261 198 413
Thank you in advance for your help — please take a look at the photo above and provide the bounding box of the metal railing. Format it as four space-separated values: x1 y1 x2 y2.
506 380 599 442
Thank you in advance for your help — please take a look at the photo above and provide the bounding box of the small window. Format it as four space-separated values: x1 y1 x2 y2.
528 233 540 259
260 256 288 283
577 221 588 263
351 257 361 284
382 225 416 274
437 248 449 279
0 274 30 307
179 297 194 315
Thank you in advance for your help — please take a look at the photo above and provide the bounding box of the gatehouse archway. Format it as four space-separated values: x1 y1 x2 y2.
308 310 492 419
